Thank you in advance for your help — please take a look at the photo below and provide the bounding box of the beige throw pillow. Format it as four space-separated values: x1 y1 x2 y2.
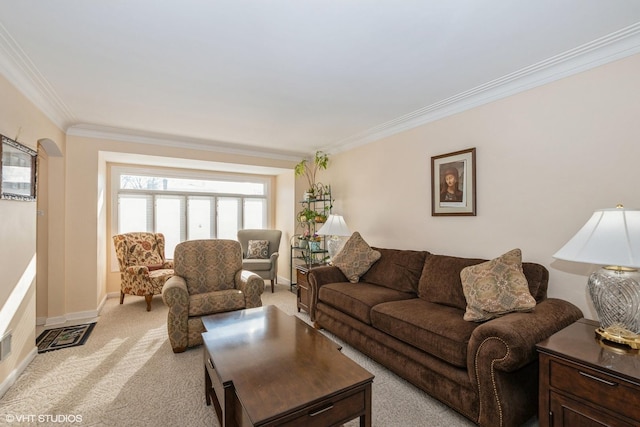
332 232 381 283
460 248 536 322
247 240 269 259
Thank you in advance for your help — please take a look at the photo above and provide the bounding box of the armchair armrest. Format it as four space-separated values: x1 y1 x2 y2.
236 270 264 308
467 298 583 426
125 265 150 276
307 266 348 321
162 276 189 353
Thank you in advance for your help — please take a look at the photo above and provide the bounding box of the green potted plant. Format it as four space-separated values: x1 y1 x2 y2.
298 207 317 223
295 151 329 199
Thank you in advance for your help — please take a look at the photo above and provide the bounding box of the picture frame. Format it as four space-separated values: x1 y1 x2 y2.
431 147 476 216
1 134 37 201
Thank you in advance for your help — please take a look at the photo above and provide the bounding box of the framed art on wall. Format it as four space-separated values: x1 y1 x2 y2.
1 134 37 201
431 147 476 216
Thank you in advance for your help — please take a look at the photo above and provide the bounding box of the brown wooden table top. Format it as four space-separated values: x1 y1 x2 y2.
536 318 640 383
202 305 374 425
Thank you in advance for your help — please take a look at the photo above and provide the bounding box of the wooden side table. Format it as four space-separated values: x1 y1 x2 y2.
536 318 640 426
296 265 312 314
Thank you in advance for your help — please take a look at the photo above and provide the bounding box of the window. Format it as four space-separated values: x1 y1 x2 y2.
112 166 270 259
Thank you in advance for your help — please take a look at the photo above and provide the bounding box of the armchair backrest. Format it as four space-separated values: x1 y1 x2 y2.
113 232 166 271
237 229 282 259
173 239 243 295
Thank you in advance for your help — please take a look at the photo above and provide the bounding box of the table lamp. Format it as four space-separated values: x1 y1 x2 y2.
317 214 351 261
553 205 640 349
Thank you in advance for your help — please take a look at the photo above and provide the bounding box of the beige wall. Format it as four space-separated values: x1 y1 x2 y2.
0 74 63 392
327 53 640 319
63 134 297 309
2 47 639 396
275 171 296 284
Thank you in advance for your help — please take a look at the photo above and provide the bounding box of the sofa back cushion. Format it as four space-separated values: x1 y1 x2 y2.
418 254 549 309
521 262 549 302
418 255 485 309
360 248 430 293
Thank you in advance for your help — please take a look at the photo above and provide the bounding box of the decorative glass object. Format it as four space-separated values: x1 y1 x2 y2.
588 267 640 348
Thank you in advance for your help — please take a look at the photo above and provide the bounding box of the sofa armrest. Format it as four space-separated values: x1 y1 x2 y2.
468 298 583 426
307 266 348 322
237 270 265 308
162 276 189 353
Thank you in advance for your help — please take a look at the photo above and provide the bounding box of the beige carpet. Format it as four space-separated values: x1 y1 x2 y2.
0 284 537 426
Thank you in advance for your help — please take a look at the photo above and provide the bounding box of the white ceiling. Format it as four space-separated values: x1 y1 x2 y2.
1 1 640 160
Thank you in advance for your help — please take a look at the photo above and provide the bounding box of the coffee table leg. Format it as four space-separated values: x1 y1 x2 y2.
360 382 372 427
205 365 211 406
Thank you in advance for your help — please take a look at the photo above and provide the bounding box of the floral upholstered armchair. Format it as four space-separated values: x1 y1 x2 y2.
113 232 174 311
162 239 264 353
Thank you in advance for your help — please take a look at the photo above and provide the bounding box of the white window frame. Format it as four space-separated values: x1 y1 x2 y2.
110 165 271 271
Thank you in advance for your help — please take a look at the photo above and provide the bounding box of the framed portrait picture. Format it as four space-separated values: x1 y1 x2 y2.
431 147 476 216
1 134 37 201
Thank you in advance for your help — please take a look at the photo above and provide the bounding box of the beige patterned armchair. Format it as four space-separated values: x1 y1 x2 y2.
113 232 174 311
162 239 264 353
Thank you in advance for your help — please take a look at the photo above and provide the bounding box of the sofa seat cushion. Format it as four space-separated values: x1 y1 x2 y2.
360 248 429 293
371 299 478 368
242 258 272 271
318 282 416 325
188 290 246 316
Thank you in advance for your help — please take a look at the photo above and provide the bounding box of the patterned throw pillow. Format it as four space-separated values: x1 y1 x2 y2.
247 240 269 259
460 248 536 322
331 232 381 283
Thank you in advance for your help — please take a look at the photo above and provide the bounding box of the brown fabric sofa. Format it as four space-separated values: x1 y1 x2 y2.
308 248 583 427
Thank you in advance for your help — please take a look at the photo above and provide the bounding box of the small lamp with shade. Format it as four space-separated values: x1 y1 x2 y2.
553 204 640 349
316 214 351 261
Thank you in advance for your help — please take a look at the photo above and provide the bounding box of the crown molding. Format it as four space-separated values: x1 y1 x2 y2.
0 22 75 131
66 124 307 162
1 20 639 158
329 22 640 154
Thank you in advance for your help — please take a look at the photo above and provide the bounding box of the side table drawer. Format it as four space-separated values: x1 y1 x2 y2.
550 359 640 421
550 391 632 427
277 387 366 427
296 267 310 313
297 267 309 286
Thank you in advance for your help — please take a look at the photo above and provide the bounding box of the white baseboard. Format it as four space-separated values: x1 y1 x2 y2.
0 346 37 399
278 274 291 286
40 293 110 329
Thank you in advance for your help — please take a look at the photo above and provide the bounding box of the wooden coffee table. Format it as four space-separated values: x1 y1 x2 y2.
202 305 374 427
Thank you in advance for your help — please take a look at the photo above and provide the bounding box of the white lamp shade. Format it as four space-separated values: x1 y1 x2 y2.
317 214 351 236
553 207 640 268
